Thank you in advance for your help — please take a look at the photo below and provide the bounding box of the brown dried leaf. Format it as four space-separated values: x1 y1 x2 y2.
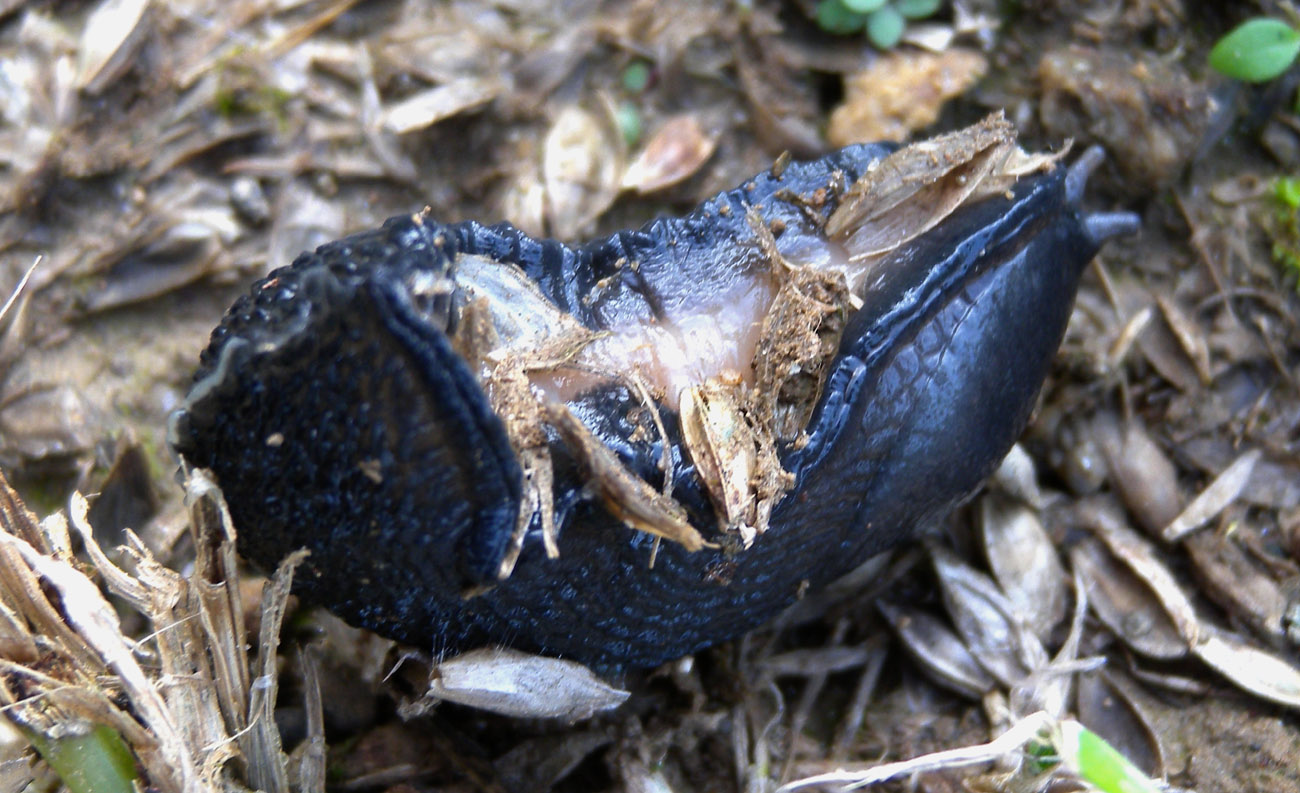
1135 311 1203 392
621 115 717 194
734 35 823 157
1087 509 1200 645
1068 538 1187 660
1192 627 1300 709
425 648 630 721
931 544 1046 687
1162 449 1261 542
76 0 151 94
295 650 326 793
497 148 547 238
680 379 758 538
267 182 347 273
0 384 95 463
877 600 995 699
547 403 707 552
990 444 1046 509
495 730 613 792
1093 413 1183 536
1185 530 1289 645
85 440 158 545
1038 45 1216 187
759 645 875 678
380 77 500 134
829 113 1011 242
827 113 1057 263
978 495 1068 640
1075 671 1164 777
543 105 622 239
332 722 445 787
1156 295 1212 384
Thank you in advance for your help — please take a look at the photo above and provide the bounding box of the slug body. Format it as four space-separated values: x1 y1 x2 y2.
170 124 1136 668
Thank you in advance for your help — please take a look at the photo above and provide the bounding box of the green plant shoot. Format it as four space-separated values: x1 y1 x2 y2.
1209 18 1300 83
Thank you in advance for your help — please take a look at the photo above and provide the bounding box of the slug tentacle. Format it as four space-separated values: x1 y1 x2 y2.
1084 212 1142 246
171 116 1137 667
1065 145 1106 203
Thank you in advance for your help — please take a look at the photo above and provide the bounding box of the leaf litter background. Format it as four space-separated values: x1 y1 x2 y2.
0 0 1299 791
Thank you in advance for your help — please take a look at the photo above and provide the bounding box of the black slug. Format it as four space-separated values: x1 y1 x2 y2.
169 116 1137 668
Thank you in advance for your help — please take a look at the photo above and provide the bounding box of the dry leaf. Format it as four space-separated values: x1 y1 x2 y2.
543 105 622 239
877 600 996 699
1069 538 1187 660
621 115 717 194
380 77 500 134
425 648 630 721
978 495 1068 640
1163 450 1261 542
1192 628 1300 709
76 0 151 94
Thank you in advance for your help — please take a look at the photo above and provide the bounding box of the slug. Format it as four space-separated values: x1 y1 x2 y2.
169 116 1137 668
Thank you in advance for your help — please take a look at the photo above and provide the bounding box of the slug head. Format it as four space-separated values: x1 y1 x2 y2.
778 149 1138 561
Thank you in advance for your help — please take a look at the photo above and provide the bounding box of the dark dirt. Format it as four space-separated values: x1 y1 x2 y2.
1 1 1299 792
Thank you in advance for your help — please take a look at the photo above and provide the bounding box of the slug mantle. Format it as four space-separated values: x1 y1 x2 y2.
169 115 1138 668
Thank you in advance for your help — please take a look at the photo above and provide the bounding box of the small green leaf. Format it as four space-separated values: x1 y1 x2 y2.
815 0 869 34
1276 176 1300 209
1209 18 1300 83
26 724 138 793
621 61 651 94
1056 721 1162 793
615 101 642 147
842 0 887 13
895 0 942 20
866 6 905 50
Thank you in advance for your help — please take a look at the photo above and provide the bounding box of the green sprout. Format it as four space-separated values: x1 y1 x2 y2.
621 61 652 94
814 0 942 50
615 101 642 148
616 60 651 147
1209 18 1300 83
1051 721 1163 793
25 724 139 793
1269 176 1300 290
